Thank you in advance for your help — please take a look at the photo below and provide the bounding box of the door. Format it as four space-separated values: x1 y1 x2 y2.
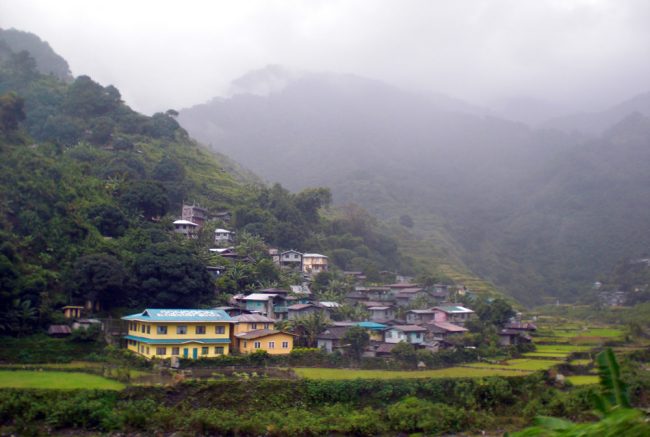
192 348 198 359
183 348 188 358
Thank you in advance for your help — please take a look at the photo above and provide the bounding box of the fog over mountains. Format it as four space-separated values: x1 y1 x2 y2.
179 66 650 305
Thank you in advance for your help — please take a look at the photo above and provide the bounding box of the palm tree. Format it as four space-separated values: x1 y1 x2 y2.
293 312 330 347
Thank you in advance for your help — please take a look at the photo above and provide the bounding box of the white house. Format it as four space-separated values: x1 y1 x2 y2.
214 229 234 246
280 250 303 269
384 325 428 345
173 220 199 239
302 253 328 274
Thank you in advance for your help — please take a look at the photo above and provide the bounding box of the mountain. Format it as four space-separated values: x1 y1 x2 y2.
1 31 442 336
542 91 650 136
179 68 650 305
0 28 72 81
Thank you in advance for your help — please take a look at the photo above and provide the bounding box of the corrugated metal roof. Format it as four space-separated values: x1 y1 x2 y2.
122 309 234 322
231 314 276 323
433 306 474 314
235 329 296 339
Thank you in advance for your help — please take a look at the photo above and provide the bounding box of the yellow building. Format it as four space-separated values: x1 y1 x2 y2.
302 253 328 274
231 314 296 354
122 309 234 359
62 305 83 319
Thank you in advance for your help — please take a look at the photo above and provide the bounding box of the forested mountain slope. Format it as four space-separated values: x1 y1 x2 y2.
179 68 650 305
0 31 430 334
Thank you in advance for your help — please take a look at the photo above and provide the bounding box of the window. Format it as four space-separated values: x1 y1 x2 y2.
215 347 224 355
243 341 248 348
156 347 166 356
177 325 187 335
201 347 209 355
263 323 270 329
254 341 261 349
157 325 168 335
171 347 180 356
146 347 150 354
251 323 257 330
268 341 275 349
282 341 289 349
141 324 145 333
146 325 150 334
196 325 206 335
215 326 225 334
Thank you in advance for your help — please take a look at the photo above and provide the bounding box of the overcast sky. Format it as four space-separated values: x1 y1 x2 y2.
1 0 649 116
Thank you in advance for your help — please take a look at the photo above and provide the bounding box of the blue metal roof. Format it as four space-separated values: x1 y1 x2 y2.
122 309 234 322
355 321 388 330
124 335 231 345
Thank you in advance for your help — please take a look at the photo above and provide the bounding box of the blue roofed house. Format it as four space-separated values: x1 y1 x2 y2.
122 309 234 359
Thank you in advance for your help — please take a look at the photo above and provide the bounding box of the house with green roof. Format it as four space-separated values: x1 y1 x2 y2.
122 309 234 359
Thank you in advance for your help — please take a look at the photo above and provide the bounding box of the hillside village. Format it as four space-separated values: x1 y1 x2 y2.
45 203 537 363
98 205 536 359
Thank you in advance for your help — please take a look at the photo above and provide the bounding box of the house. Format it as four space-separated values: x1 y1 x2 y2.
504 322 537 332
213 306 252 317
498 329 532 346
367 305 395 322
432 306 475 326
48 325 72 337
384 325 428 345
316 326 349 353
405 309 436 325
230 314 295 354
395 288 427 307
280 250 303 269
236 329 296 354
173 220 199 238
213 211 232 222
355 286 392 301
268 248 280 264
62 305 83 319
387 282 421 295
426 321 468 341
344 271 367 284
355 321 389 341
72 319 103 331
290 284 312 297
240 293 289 319
214 229 234 246
122 309 234 359
287 303 321 320
344 291 369 305
181 204 208 228
206 265 226 279
302 253 328 274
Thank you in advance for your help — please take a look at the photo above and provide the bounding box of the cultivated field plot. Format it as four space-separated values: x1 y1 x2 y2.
0 370 125 390
566 375 599 386
293 367 531 380
464 358 561 372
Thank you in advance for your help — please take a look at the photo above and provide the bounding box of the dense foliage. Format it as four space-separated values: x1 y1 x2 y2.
0 32 410 336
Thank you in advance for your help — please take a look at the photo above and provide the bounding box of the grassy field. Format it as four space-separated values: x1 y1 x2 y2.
464 358 561 372
0 370 125 390
293 367 531 380
566 375 599 386
569 359 593 366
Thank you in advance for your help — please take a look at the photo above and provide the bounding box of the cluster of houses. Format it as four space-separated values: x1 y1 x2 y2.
118 279 536 360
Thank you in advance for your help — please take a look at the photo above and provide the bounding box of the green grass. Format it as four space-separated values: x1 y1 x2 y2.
566 375 599 386
292 367 531 380
569 359 593 366
465 359 560 372
535 344 592 353
0 360 102 370
522 352 570 358
0 370 125 390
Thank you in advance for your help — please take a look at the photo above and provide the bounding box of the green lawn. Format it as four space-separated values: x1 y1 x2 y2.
535 344 592 353
0 370 125 390
522 352 570 359
292 367 531 380
566 375 599 386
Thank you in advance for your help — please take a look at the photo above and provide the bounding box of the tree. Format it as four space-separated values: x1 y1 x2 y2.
120 180 169 220
133 243 213 307
0 92 26 133
152 157 185 182
391 341 417 369
71 253 129 310
292 311 329 347
342 326 370 361
87 204 129 237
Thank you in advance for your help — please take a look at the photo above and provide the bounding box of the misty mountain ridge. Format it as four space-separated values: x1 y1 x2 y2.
542 91 650 136
179 67 650 305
